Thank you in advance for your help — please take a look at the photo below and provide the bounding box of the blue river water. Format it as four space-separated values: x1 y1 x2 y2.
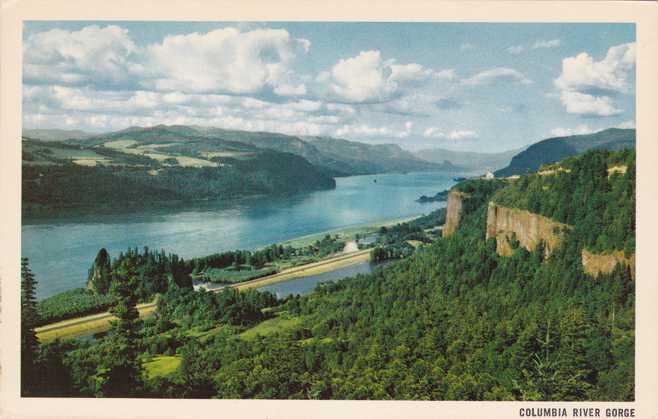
22 172 455 299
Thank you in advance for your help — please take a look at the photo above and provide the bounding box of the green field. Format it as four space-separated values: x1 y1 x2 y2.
239 313 303 340
199 266 277 284
143 355 182 379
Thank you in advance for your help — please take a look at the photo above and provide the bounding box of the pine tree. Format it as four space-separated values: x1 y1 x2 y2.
87 248 112 294
21 257 40 396
94 258 144 397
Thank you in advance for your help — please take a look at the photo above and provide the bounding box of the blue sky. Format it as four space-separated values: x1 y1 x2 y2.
22 22 635 152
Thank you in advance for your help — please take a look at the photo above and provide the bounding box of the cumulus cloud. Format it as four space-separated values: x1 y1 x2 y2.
24 24 312 99
144 27 310 94
422 127 478 140
315 50 454 103
549 124 597 137
462 67 532 86
554 43 635 117
22 83 355 135
24 25 140 87
555 42 635 94
559 91 622 117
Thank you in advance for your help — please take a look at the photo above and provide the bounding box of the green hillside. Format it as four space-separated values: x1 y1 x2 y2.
22 137 335 216
495 128 635 177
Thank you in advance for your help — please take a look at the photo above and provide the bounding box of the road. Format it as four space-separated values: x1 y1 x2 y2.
36 248 372 342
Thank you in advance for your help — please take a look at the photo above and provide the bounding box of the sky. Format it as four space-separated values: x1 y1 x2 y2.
22 22 635 152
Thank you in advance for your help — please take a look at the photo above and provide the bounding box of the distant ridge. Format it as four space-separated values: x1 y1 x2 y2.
69 124 456 176
23 128 96 142
413 147 524 172
495 128 635 177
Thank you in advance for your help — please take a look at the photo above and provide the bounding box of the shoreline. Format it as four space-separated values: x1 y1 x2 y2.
36 248 373 342
34 212 432 341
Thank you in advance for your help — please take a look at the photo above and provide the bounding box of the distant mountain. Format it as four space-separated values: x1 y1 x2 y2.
303 136 456 175
23 128 96 142
495 128 635 177
72 125 452 176
413 147 523 172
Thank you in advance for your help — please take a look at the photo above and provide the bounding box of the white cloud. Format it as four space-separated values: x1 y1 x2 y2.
559 90 622 117
334 121 413 139
616 120 635 129
553 43 635 117
289 100 323 112
423 128 478 140
144 27 310 95
506 45 525 55
462 67 532 86
22 83 359 136
555 43 635 94
273 83 307 96
549 124 597 137
316 50 454 103
532 39 561 49
24 25 139 87
316 51 393 103
325 103 356 115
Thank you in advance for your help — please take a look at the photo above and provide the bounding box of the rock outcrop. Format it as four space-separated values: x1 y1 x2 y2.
443 190 470 237
486 203 570 257
581 249 635 279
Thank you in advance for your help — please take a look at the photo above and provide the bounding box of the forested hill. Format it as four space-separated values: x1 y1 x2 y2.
22 136 335 217
72 125 452 177
495 128 635 177
493 148 635 255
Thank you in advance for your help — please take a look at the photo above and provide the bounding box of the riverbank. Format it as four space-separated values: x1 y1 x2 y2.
279 214 422 248
36 248 373 342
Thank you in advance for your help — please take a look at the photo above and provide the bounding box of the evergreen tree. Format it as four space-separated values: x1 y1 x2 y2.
21 257 40 395
94 258 144 397
87 248 112 294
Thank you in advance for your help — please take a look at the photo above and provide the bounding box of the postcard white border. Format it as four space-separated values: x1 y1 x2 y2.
2 1 657 418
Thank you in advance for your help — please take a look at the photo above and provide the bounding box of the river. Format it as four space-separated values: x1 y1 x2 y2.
22 171 455 299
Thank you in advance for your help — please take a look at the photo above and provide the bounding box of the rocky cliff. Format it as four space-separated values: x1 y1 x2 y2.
443 190 470 237
485 202 571 257
582 249 635 279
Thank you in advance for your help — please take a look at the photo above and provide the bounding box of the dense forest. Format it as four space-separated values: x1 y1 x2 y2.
22 150 335 216
22 149 634 400
494 149 635 254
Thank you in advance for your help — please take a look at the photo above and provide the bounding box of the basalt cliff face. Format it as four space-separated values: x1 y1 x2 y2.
443 190 470 237
582 249 635 279
485 202 570 257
